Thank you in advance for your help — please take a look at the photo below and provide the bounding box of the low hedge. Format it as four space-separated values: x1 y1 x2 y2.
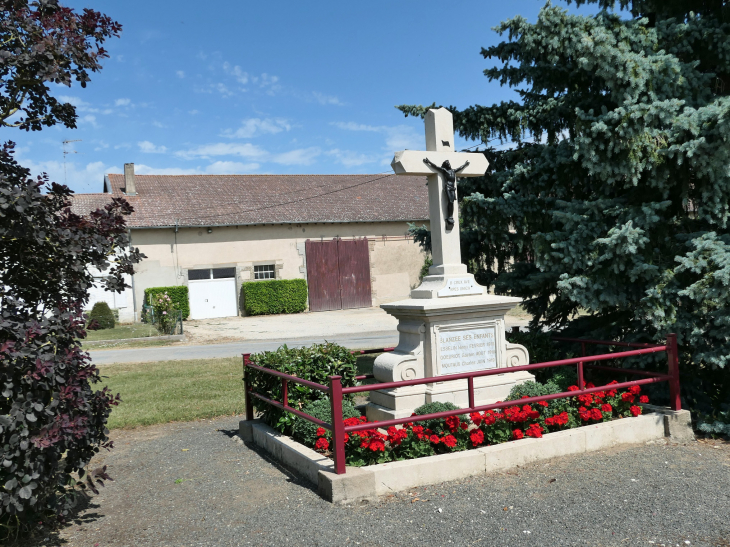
143 286 190 319
246 342 358 434
241 278 307 316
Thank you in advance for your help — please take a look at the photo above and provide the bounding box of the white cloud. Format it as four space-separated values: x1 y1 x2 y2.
222 118 291 139
58 95 98 114
327 149 378 168
176 70 185 78
332 121 422 151
138 141 168 154
115 98 131 107
273 147 320 166
79 114 98 128
152 121 167 129
176 142 267 160
205 161 260 173
313 92 344 106
17 157 112 193
223 62 249 84
176 142 320 167
332 121 380 132
134 161 260 176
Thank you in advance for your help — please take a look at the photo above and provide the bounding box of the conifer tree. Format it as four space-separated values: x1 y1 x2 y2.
399 0 730 412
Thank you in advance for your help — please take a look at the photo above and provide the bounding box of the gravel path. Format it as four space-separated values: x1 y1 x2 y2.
24 416 730 547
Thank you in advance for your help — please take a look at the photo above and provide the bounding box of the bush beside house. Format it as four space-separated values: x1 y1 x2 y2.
144 286 190 319
241 279 307 316
87 302 115 330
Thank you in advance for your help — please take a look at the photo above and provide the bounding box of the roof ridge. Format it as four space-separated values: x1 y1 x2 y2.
106 173 394 177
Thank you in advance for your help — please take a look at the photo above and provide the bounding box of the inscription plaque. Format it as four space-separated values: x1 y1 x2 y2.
438 325 497 375
437 277 483 297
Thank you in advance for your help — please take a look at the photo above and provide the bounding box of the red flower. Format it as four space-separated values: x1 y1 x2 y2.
368 438 386 452
343 433 350 443
526 423 543 438
412 425 424 435
429 435 440 444
470 412 483 426
628 385 641 395
601 403 612 413
630 405 642 417
567 385 580 392
639 395 649 404
445 416 461 433
483 412 497 426
442 435 457 448
621 392 635 403
590 408 603 421
343 417 360 427
538 401 549 408
512 429 524 440
578 394 594 406
607 389 618 397
315 437 329 451
586 382 595 389
470 429 485 447
460 422 468 430
316 427 326 437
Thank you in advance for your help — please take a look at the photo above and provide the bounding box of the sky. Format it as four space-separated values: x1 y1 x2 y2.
9 0 597 194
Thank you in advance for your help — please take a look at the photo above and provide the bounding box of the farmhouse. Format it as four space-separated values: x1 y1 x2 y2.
71 164 429 321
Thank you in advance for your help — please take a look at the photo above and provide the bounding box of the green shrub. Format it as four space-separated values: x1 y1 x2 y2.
88 302 115 330
413 401 465 432
241 278 307 316
247 342 358 434
144 286 189 319
292 398 361 447
549 367 579 392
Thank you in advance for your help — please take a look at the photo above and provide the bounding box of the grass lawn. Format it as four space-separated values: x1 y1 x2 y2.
100 357 245 429
99 354 380 429
85 323 160 341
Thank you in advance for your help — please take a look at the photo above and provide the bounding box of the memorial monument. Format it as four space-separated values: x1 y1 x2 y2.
366 107 534 421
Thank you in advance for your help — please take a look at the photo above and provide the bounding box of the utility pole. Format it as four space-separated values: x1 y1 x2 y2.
62 139 81 184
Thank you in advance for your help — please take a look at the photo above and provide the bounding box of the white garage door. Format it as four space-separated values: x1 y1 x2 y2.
188 268 238 320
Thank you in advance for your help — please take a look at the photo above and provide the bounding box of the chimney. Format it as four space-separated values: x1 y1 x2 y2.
124 163 137 196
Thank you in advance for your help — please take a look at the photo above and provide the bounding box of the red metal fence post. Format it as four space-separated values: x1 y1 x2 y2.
243 354 254 421
667 333 681 411
329 375 346 475
467 376 475 410
282 378 289 408
578 342 586 390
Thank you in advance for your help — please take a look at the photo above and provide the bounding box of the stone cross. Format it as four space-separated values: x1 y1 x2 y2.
391 108 489 276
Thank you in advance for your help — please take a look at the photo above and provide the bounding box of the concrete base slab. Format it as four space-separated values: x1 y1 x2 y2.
240 405 694 504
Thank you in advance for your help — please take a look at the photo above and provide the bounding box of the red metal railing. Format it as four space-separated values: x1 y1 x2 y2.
242 334 681 475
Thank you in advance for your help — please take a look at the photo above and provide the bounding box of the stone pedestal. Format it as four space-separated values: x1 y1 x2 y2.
366 295 534 421
371 106 534 421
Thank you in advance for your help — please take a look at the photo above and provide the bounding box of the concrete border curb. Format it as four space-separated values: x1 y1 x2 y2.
239 406 694 504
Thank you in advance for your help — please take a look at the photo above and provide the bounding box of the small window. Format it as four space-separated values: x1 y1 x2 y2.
213 267 236 279
188 269 211 281
254 264 276 280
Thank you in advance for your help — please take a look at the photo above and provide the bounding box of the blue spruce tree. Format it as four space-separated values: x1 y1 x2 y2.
399 1 730 419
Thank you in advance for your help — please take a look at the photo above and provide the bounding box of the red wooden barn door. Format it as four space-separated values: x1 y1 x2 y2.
305 239 341 312
305 238 372 312
338 238 372 309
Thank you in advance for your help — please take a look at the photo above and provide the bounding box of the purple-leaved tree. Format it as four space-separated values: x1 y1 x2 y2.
0 0 142 536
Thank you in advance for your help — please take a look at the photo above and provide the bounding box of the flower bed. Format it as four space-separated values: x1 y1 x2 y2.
309 381 649 467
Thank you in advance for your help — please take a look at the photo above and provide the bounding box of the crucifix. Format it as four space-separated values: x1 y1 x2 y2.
391 107 489 278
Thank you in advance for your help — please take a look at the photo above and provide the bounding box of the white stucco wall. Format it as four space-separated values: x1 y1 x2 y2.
128 221 428 319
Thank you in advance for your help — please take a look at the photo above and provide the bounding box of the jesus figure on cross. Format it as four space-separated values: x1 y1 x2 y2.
423 158 470 228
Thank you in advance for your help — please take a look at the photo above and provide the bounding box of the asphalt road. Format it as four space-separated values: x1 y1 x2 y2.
24 415 730 547
89 331 400 365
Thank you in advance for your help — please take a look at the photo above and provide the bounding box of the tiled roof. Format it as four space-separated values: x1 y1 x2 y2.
70 173 430 228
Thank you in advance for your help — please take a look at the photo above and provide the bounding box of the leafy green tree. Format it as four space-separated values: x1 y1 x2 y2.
399 0 730 414
0 0 138 537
